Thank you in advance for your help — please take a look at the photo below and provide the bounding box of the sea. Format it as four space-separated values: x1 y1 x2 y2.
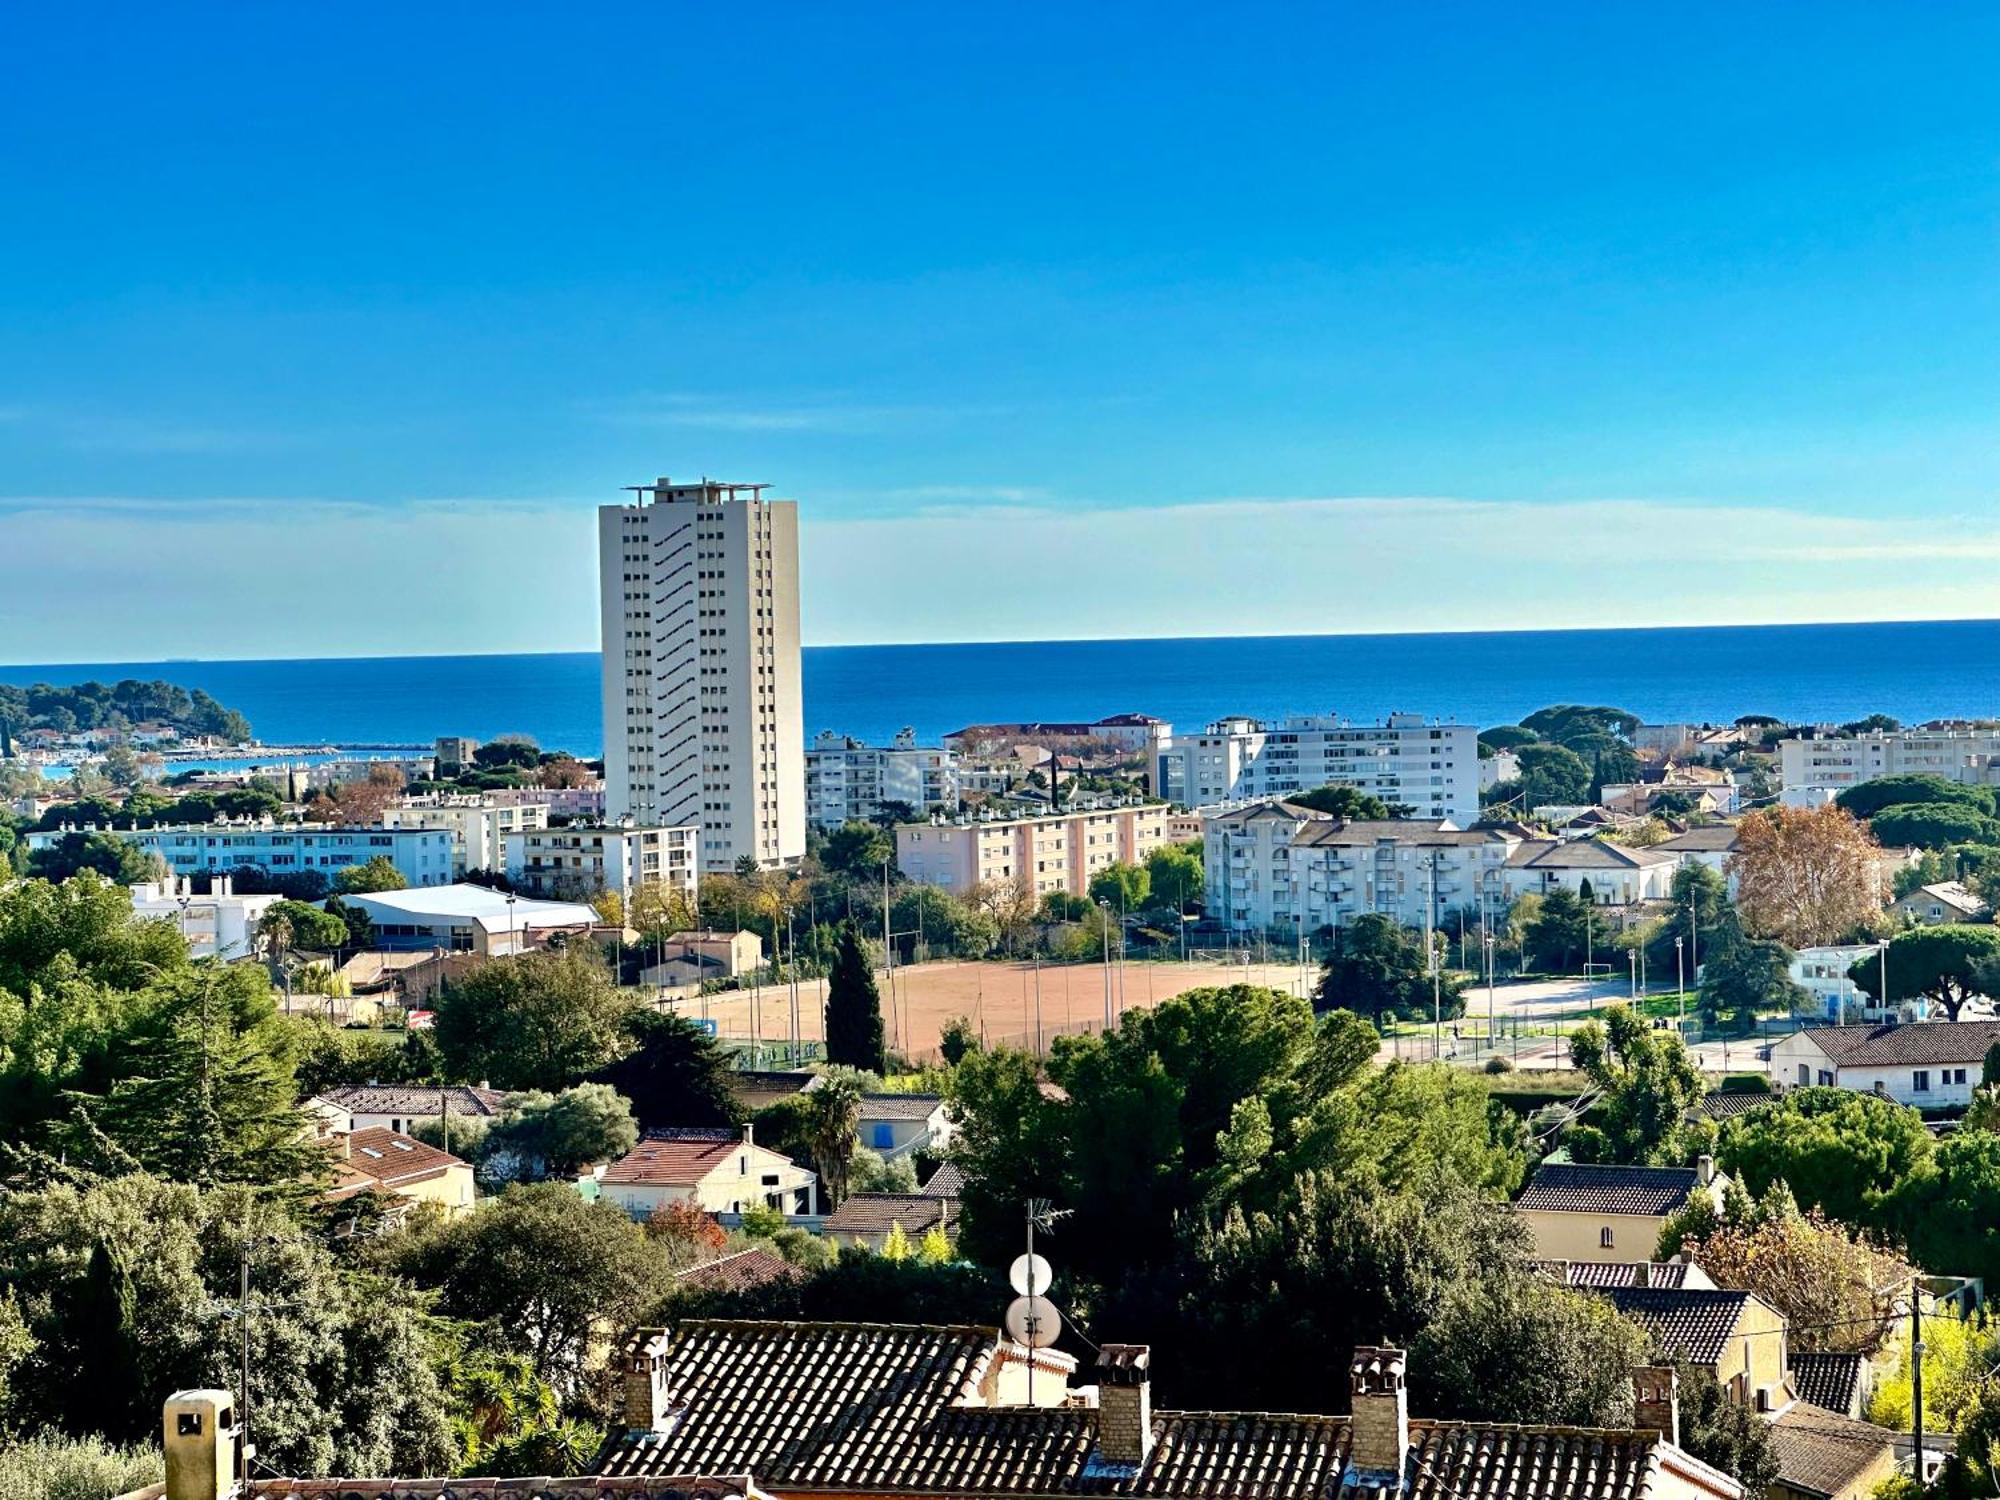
5 619 2000 759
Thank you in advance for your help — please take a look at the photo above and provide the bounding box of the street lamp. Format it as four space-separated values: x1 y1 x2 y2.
506 891 519 955
1484 930 1497 1043
1675 934 1686 1033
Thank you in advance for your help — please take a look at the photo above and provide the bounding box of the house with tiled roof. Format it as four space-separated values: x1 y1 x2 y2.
1599 1288 1790 1410
860 1092 953 1159
598 1128 817 1220
1767 1401 1900 1500
1535 1259 1716 1291
123 1387 767 1500
323 1127 476 1218
922 1159 967 1197
1788 1351 1870 1420
307 1082 506 1137
822 1191 955 1252
675 1248 803 1296
1767 1021 2000 1108
1515 1160 1729 1263
595 1327 1743 1500
730 1070 822 1114
1891 881 1992 926
1504 838 1680 906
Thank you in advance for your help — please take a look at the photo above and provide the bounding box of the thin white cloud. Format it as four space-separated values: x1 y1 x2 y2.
0 404 285 454
3 490 1997 661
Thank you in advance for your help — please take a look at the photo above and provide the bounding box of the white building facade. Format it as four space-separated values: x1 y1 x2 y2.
1157 713 1479 824
379 799 551 877
1767 1021 2000 1108
600 476 805 874
806 729 960 828
1202 802 1517 934
127 875 282 960
1778 727 2000 796
32 820 455 887
504 824 699 903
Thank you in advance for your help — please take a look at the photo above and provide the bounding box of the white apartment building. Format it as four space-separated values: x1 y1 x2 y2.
29 820 454 886
1778 726 2000 795
600 476 805 874
1202 802 1516 934
1157 713 1478 824
895 803 1169 898
128 875 282 960
504 824 699 904
379 798 550 877
805 728 960 828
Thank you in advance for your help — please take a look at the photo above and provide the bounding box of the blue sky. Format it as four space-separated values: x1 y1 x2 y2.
4 3 2000 660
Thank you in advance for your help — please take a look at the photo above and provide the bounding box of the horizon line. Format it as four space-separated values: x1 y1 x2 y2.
3 611 1999 672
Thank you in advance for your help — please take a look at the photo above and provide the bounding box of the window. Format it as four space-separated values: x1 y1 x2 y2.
1913 1070 1932 1093
1950 1068 1969 1085
1600 1226 1615 1249
1797 1064 1810 1086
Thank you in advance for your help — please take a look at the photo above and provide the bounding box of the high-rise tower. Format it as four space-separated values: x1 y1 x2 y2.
600 477 804 872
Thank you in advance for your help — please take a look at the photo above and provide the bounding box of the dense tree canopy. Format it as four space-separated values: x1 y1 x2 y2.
1715 1087 1932 1231
1870 803 2000 852
1731 805 1884 948
1287 784 1394 819
1316 913 1464 1021
1837 775 1993 822
590 1010 742 1131
1848 926 2000 1020
434 948 637 1091
0 679 251 741
1563 1005 1705 1165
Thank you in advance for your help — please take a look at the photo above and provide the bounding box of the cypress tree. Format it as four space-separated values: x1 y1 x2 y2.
824 922 886 1072
67 1242 147 1441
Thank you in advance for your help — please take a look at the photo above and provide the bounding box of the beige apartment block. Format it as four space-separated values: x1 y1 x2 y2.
600 477 805 874
896 804 1168 898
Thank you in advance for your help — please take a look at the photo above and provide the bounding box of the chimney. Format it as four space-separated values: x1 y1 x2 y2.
163 1389 241 1500
1696 1155 1716 1186
1633 1366 1680 1444
1094 1344 1153 1466
742 1121 755 1151
1348 1346 1410 1486
1634 1261 1651 1288
622 1327 673 1432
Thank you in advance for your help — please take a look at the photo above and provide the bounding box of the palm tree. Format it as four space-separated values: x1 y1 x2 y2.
803 1071 864 1207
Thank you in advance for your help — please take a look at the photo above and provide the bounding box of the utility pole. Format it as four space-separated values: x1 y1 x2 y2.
1912 1290 1926 1488
1676 936 1686 1034
1098 901 1113 1030
239 1243 252 1485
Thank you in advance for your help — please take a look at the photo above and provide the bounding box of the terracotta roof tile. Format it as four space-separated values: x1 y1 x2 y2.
861 1093 948 1121
604 1132 755 1188
675 1250 803 1295
1516 1164 1705 1218
593 1321 1729 1500
1601 1289 1752 1367
1792 1021 2000 1068
315 1083 506 1118
1768 1402 1897 1499
923 1161 968 1197
1535 1261 1703 1290
1789 1353 1867 1416
324 1128 466 1199
823 1193 953 1236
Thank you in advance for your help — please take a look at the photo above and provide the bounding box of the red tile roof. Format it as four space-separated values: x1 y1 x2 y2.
325 1128 466 1199
604 1132 748 1188
675 1249 803 1295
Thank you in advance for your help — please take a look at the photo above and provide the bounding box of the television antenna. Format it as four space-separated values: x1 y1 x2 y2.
1008 1199 1072 1404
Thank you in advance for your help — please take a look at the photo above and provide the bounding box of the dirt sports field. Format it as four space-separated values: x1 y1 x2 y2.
670 957 1311 1062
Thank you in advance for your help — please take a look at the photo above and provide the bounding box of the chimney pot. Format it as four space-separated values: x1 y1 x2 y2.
1633 1366 1680 1445
1094 1344 1153 1465
1348 1345 1410 1487
1697 1154 1716 1186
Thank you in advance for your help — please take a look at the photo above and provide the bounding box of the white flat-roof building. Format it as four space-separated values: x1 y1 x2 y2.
1157 713 1478 824
599 476 805 874
29 820 455 887
895 803 1169 898
806 729 960 828
1778 726 2000 796
379 798 551 877
504 823 698 903
337 883 600 956
127 875 283 960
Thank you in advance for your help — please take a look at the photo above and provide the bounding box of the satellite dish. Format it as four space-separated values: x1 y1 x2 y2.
1005 1294 1061 1349
1009 1253 1053 1296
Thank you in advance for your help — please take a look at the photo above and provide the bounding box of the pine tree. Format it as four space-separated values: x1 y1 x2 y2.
87 965 322 1188
825 923 886 1072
